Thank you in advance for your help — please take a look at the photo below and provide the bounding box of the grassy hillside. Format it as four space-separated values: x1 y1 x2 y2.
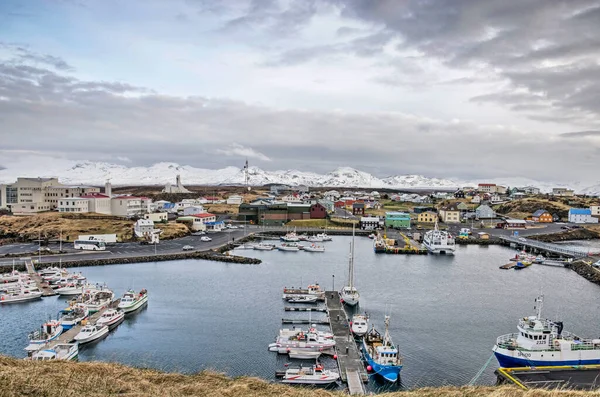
495 198 571 220
0 212 189 242
0 356 598 397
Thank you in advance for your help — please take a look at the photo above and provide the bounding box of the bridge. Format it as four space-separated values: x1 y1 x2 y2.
498 236 590 259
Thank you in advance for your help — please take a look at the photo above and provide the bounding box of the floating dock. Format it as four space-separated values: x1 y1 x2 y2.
496 365 600 390
284 306 327 312
281 318 330 325
373 235 427 255
499 263 515 269
26 260 56 296
324 290 367 395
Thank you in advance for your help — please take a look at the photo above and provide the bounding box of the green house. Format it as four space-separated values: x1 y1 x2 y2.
385 211 411 229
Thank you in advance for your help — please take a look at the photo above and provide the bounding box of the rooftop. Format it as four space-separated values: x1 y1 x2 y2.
191 213 216 218
80 193 110 199
570 208 591 215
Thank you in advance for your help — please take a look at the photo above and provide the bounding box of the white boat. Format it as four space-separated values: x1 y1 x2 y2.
253 243 275 251
58 303 89 330
31 343 79 361
351 314 369 337
74 324 109 344
277 243 300 252
85 290 114 313
96 308 125 328
234 243 256 250
340 225 359 307
56 283 87 296
269 329 336 353
303 244 325 253
282 284 324 300
117 289 148 313
280 363 339 385
307 235 323 242
288 349 322 360
423 221 456 254
493 295 600 367
280 231 300 242
0 288 43 304
286 295 319 303
25 320 64 351
534 255 546 264
315 233 332 241
279 327 334 340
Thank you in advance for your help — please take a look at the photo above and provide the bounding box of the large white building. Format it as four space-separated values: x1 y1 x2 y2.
568 209 598 224
82 193 112 215
58 197 90 213
111 196 144 217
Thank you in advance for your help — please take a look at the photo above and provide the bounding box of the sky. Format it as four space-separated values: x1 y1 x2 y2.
1 0 599 183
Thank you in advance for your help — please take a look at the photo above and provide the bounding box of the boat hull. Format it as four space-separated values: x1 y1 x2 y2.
362 339 402 382
0 293 43 303
74 327 109 344
423 242 455 255
97 313 125 329
493 346 600 367
118 295 148 313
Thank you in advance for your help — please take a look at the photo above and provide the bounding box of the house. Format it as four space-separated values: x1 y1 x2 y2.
552 188 575 197
471 195 481 204
495 185 507 195
532 210 553 223
454 190 465 199
385 212 411 229
439 204 461 223
111 196 144 217
144 212 168 223
334 200 345 208
498 219 527 229
81 193 112 215
352 202 365 216
475 204 496 219
182 206 205 216
568 208 599 224
317 199 334 213
456 202 470 212
134 219 154 237
309 203 327 219
360 216 381 230
57 197 90 213
226 195 244 205
205 221 224 231
590 205 600 216
281 195 303 204
192 213 218 229
478 183 496 193
413 206 436 214
490 194 505 204
417 211 437 223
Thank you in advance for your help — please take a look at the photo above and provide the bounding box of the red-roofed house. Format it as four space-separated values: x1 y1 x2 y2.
478 183 496 193
191 213 220 231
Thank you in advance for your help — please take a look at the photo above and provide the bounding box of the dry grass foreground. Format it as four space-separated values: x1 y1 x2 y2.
0 212 189 242
1 357 600 397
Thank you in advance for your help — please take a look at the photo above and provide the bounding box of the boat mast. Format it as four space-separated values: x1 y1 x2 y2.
535 295 544 318
350 224 355 289
383 315 391 347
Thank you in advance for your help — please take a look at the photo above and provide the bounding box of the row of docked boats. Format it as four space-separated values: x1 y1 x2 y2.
1 268 43 303
280 231 333 243
277 242 325 252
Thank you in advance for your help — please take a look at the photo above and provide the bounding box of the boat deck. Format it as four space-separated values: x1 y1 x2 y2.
496 365 600 390
26 260 56 296
324 291 367 395
45 299 121 349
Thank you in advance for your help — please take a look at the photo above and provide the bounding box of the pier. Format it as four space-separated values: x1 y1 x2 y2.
25 259 56 296
283 306 327 312
281 318 330 325
499 236 589 259
325 290 367 395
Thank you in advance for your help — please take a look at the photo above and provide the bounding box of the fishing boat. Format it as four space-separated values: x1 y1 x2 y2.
74 324 109 344
493 295 600 367
362 315 403 382
277 243 300 252
423 221 455 254
55 283 86 296
303 244 325 253
281 231 300 242
514 261 532 270
315 233 332 241
279 327 334 340
24 320 63 352
307 235 323 242
96 308 125 328
85 290 114 313
253 243 275 251
286 295 319 303
288 349 322 360
340 226 359 306
0 288 43 304
58 303 89 330
351 314 369 337
269 329 336 353
31 343 79 361
278 363 340 385
282 284 324 300
117 289 148 313
297 234 309 241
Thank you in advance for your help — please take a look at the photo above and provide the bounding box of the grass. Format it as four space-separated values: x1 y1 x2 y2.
0 356 599 397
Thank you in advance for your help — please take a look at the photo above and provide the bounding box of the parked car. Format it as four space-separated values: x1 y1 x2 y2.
226 224 238 229
518 237 526 242
200 236 212 242
182 245 194 251
593 260 600 268
561 226 571 230
192 231 206 236
570 225 581 229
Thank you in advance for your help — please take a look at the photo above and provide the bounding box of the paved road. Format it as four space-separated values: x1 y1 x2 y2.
333 207 359 220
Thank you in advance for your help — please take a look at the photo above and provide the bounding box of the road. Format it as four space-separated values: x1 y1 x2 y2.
333 207 359 220
0 228 250 264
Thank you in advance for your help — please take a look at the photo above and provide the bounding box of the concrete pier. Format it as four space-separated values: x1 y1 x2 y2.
26 260 56 296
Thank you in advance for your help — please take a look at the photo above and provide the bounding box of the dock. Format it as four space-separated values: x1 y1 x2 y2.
281 318 330 325
284 306 327 312
26 260 56 296
324 290 367 395
45 299 121 349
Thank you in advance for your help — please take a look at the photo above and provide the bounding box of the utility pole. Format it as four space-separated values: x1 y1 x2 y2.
59 229 62 252
38 231 41 264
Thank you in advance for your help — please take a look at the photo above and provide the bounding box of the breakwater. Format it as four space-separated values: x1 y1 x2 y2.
565 260 600 286
529 228 600 242
456 238 501 246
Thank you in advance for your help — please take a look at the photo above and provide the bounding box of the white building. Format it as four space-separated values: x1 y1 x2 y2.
183 206 205 216
568 209 598 224
134 219 155 237
478 183 496 193
111 196 143 217
81 193 111 215
144 212 168 223
58 197 90 213
591 206 600 216
281 195 303 203
190 213 218 231
226 195 244 205
162 174 191 193
471 195 481 204
553 188 575 197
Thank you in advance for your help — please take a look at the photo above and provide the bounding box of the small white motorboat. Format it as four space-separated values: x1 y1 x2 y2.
74 324 109 344
86 290 114 313
280 232 300 242
279 363 340 385
0 288 43 304
234 243 256 250
95 309 125 328
286 295 319 304
56 283 85 296
315 233 332 241
277 243 300 252
117 289 148 313
303 244 325 253
58 303 89 330
282 284 324 301
288 349 322 360
25 320 64 352
351 314 369 337
31 343 79 361
307 235 323 242
253 243 275 251
279 327 334 340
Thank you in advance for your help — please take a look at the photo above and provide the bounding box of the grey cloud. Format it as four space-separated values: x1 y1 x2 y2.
560 130 600 138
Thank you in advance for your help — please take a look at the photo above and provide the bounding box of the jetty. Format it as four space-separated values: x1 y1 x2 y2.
373 234 427 255
281 318 330 325
284 306 327 312
325 290 367 395
25 259 56 296
499 236 589 259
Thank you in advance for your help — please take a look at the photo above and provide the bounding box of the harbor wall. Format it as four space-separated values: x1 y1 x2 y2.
565 260 600 286
528 228 600 242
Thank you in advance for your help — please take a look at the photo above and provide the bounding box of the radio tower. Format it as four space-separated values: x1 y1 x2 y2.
244 159 250 191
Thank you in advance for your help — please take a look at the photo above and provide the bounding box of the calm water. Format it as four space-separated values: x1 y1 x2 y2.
2 237 600 391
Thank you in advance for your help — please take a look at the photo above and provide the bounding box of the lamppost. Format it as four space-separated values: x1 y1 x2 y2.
38 231 41 264
59 229 62 252
332 274 335 291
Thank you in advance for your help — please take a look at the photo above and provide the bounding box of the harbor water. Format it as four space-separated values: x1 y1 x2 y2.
1 237 600 391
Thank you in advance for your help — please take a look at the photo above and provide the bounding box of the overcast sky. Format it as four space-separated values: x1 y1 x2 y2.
1 0 600 183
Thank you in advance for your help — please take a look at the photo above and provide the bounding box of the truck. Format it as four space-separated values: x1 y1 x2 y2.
77 234 118 244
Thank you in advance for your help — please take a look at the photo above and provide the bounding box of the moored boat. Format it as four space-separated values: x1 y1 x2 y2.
281 231 300 242
278 363 339 385
277 243 300 252
351 314 368 337
493 295 600 367
117 289 148 313
288 349 322 360
307 235 323 242
282 284 324 300
31 343 79 361
269 329 336 353
303 244 325 253
315 233 332 241
423 221 455 254
0 288 43 304
74 324 109 344
58 303 89 330
286 295 319 303
340 226 359 306
85 290 114 313
96 308 125 328
253 243 275 251
362 315 403 382
25 320 63 352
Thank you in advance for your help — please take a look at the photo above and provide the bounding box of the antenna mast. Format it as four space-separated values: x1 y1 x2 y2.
244 159 250 191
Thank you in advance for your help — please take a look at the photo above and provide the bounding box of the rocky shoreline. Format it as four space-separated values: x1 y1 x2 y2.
565 260 600 286
529 228 600 242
